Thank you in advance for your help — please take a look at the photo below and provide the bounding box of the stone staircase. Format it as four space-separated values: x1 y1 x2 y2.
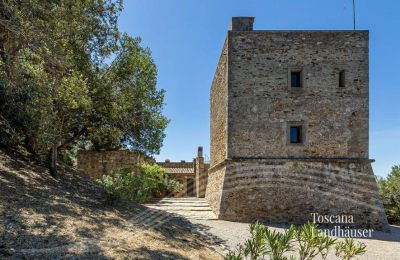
144 197 217 220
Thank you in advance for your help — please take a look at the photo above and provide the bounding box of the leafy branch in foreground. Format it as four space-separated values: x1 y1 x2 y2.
225 222 366 260
335 238 366 260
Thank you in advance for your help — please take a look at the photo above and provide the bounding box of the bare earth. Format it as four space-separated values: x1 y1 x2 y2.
0 148 222 259
1 147 399 259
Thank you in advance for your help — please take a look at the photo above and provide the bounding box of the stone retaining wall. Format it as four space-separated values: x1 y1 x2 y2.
77 150 148 179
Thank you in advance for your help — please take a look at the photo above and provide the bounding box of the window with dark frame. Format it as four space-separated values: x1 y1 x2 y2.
291 71 302 88
290 126 302 144
339 70 345 88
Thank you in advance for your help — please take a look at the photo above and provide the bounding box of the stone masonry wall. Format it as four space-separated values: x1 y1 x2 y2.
228 30 369 158
206 18 388 230
77 150 147 179
216 160 388 230
195 147 209 198
205 166 226 217
210 38 229 167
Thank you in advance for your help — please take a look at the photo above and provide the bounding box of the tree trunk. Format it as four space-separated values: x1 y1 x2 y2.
49 144 58 177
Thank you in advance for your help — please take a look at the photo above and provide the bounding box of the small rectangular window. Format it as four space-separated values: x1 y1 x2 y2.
291 71 302 88
339 70 345 88
290 126 302 144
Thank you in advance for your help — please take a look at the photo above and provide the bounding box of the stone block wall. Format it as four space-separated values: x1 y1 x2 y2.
206 17 388 230
210 38 229 167
195 146 209 198
210 159 388 230
78 148 209 198
77 150 147 179
206 165 226 217
228 30 369 159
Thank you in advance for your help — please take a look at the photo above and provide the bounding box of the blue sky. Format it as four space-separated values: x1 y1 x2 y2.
118 0 399 177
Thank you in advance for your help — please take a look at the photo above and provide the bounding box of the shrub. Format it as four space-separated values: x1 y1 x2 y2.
97 164 183 203
335 238 366 260
225 222 366 260
59 146 78 166
377 165 400 224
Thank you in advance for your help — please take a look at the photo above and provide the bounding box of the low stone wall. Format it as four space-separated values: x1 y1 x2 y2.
77 150 148 179
206 159 389 230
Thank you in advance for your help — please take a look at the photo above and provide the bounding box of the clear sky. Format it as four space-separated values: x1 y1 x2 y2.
118 0 399 177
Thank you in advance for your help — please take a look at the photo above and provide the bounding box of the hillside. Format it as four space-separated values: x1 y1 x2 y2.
0 147 222 259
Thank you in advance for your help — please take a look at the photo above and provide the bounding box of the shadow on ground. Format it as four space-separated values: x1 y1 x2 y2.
0 147 222 259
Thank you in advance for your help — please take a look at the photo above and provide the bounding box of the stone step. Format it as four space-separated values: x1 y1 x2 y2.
145 207 213 211
145 198 209 203
143 197 217 220
145 202 210 205
145 205 211 209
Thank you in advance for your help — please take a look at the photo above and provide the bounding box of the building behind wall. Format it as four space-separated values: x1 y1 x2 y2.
158 146 209 197
78 147 209 198
206 17 389 230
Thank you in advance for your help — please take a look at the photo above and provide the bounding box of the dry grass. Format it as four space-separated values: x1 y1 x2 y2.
0 147 222 259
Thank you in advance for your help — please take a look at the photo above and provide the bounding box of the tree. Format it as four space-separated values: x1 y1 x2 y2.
378 165 400 224
92 34 168 154
0 0 168 176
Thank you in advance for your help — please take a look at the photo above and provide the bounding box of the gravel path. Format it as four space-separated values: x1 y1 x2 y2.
147 197 400 259
191 219 400 259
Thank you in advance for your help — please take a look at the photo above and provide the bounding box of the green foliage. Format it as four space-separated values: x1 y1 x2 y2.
1 0 121 150
225 222 365 260
97 164 183 203
225 246 244 260
335 238 366 260
264 224 295 260
315 232 336 260
88 34 169 153
0 0 168 175
377 165 400 224
243 221 267 259
59 146 78 166
294 222 337 260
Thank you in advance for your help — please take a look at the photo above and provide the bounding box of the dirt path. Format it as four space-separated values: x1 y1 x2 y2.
0 148 222 259
147 197 400 259
192 219 400 259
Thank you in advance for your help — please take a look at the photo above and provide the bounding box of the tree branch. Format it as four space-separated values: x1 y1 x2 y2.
58 128 87 150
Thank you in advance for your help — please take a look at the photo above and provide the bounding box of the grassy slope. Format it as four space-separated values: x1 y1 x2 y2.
0 147 222 259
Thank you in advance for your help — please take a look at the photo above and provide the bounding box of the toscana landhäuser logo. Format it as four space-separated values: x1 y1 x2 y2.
311 213 374 238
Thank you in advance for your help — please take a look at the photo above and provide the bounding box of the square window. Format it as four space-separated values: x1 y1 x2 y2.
290 126 302 144
291 71 302 88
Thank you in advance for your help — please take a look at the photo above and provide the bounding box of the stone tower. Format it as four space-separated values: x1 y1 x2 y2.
206 17 388 230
